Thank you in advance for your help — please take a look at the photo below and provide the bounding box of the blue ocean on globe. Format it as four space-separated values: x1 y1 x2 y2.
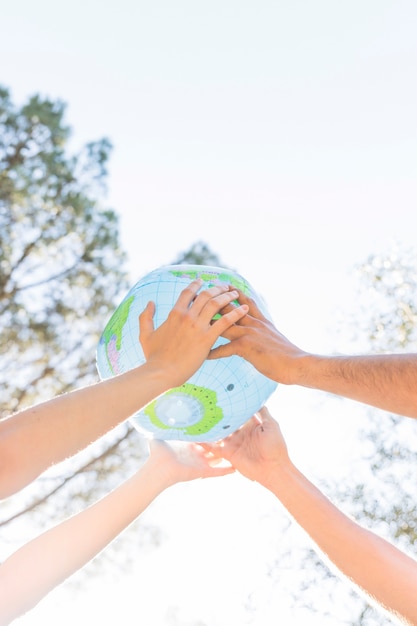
96 264 278 442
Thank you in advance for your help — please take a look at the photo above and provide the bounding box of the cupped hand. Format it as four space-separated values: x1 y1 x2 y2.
202 406 290 486
147 438 235 487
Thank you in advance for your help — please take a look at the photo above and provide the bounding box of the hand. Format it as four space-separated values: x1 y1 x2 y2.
208 289 307 385
139 279 248 388
146 438 235 487
204 406 290 487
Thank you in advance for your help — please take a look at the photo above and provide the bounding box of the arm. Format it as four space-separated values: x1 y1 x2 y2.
0 280 248 497
209 290 417 418
210 407 417 626
0 440 233 626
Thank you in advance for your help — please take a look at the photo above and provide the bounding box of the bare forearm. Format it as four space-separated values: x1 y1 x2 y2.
0 363 169 497
0 461 167 625
296 354 417 419
265 463 417 625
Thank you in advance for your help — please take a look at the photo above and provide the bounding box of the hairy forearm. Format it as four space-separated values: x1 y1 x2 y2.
265 463 417 625
0 461 167 625
0 363 170 497
296 354 417 419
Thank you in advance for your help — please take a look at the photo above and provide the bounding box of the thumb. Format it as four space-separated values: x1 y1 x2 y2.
208 342 235 360
139 301 156 342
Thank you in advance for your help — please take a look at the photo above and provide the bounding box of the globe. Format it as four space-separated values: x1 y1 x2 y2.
96 264 277 442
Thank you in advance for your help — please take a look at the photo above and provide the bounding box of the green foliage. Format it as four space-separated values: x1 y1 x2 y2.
0 99 224 559
174 240 224 266
263 247 417 626
351 247 417 542
0 85 139 546
357 248 417 350
0 86 128 416
330 246 417 624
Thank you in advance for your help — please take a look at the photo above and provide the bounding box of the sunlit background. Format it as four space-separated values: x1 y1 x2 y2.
1 0 417 624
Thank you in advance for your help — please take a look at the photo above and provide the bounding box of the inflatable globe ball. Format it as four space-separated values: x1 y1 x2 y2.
96 265 278 442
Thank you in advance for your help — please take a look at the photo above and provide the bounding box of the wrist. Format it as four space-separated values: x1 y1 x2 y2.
139 455 175 492
138 360 186 392
290 353 326 387
258 457 297 493
131 361 179 398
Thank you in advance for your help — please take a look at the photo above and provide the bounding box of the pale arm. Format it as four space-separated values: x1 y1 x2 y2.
0 364 167 497
0 280 247 497
211 408 417 625
210 290 417 418
269 460 417 625
0 440 233 625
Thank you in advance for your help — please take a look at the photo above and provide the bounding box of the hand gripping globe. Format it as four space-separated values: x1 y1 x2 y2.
96 265 277 442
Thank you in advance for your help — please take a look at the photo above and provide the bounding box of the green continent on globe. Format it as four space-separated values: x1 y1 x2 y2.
144 383 224 436
170 269 251 295
101 295 135 367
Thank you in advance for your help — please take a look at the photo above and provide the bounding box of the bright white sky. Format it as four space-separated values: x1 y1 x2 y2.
2 1 417 624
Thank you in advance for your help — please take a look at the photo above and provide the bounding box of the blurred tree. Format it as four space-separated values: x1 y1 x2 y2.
0 104 224 549
259 247 417 625
0 86 128 416
173 240 223 266
0 85 134 529
306 247 417 625
340 247 417 624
